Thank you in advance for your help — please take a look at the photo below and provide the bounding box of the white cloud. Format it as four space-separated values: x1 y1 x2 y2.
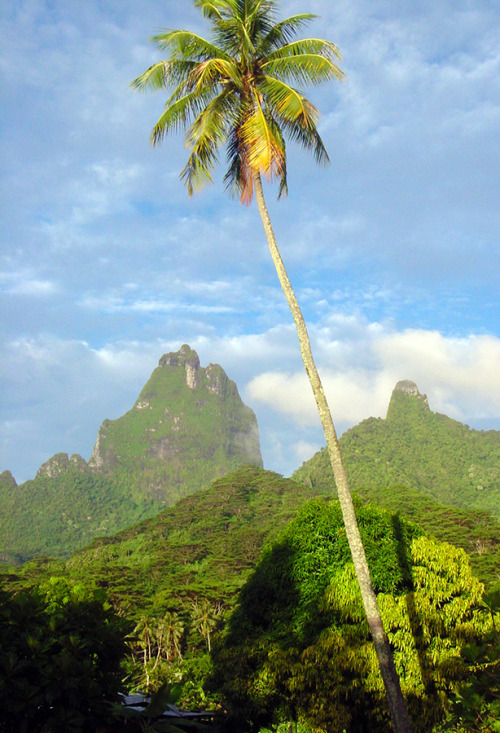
0 271 60 296
1 319 499 485
247 323 500 429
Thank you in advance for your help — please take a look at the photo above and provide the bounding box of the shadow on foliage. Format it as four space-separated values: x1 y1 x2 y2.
208 499 398 732
0 580 131 733
392 513 437 699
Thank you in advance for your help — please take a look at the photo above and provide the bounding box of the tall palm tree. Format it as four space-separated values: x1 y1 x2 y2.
132 1 413 730
190 598 222 652
161 610 184 661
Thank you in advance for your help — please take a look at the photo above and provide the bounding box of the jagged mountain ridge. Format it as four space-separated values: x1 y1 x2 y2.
0 346 262 562
294 380 499 518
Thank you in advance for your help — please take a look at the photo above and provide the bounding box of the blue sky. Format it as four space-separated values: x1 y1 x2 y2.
1 0 499 483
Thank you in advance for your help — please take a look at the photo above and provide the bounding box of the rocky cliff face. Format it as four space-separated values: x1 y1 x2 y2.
88 345 262 504
36 453 88 479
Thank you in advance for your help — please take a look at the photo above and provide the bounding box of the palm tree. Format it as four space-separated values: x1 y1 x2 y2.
190 598 222 652
133 614 155 688
161 610 184 661
132 1 413 730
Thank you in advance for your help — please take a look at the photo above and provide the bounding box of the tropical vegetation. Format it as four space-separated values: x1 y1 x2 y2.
2 481 498 731
211 499 498 731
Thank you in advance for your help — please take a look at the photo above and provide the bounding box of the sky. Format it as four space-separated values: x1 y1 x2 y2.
1 0 499 484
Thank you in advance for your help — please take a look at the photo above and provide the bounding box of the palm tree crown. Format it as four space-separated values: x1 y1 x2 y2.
132 0 344 202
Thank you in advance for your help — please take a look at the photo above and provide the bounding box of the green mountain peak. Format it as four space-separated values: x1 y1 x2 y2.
88 346 262 497
294 380 499 518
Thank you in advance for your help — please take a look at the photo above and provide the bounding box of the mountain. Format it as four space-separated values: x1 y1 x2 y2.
0 346 262 562
87 344 262 504
294 380 499 518
5 467 322 614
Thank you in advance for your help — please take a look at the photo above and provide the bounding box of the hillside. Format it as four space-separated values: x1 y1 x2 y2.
3 466 497 732
5 466 323 615
294 380 499 518
5 466 499 621
0 346 262 562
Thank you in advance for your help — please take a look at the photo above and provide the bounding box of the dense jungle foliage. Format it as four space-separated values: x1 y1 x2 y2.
0 464 155 563
212 499 499 732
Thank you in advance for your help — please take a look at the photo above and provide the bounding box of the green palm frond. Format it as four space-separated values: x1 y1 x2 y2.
131 60 196 92
263 51 344 85
181 89 235 194
261 76 319 128
194 0 241 19
279 115 329 166
265 37 343 65
151 30 231 63
193 0 228 19
190 57 241 92
257 13 316 54
151 88 217 145
261 78 328 165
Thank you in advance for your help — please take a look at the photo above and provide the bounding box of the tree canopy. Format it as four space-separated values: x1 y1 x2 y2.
211 499 496 732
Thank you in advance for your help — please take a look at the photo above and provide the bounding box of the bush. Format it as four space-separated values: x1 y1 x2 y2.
0 577 130 732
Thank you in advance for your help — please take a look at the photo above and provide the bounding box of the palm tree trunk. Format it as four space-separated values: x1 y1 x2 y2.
253 172 413 733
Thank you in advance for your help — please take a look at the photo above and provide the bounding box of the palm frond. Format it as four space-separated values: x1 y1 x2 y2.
264 37 343 64
263 51 344 86
261 79 328 166
151 30 231 63
261 76 319 128
181 90 235 194
257 14 316 54
191 57 241 93
150 88 216 145
131 60 196 92
279 116 329 166
193 0 229 20
223 125 244 197
245 0 277 37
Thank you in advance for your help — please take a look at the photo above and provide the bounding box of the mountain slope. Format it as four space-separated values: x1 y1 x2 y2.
294 380 499 518
6 467 324 614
